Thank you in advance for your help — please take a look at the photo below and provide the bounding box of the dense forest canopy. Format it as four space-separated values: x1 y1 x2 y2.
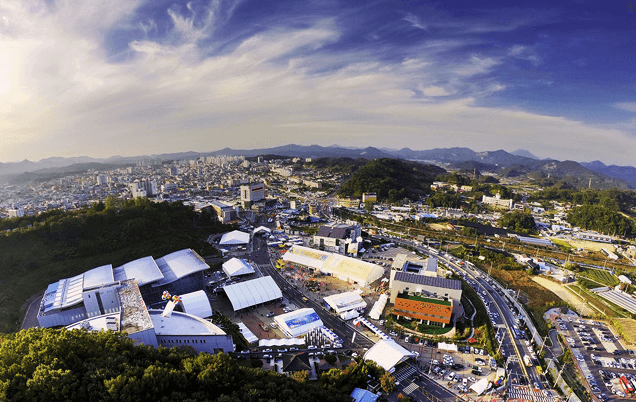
0 328 359 402
0 198 230 332
337 158 445 202
567 205 636 238
498 211 537 234
529 187 636 213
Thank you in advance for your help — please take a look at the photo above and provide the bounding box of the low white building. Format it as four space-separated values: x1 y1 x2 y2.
323 291 366 315
274 308 323 338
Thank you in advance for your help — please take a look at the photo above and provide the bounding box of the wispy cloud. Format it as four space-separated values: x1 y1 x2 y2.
404 13 430 32
615 102 636 113
0 0 633 165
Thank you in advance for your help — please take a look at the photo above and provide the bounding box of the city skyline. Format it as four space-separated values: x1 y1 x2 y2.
1 0 634 164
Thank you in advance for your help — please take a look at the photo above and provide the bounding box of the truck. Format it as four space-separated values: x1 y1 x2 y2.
523 355 533 367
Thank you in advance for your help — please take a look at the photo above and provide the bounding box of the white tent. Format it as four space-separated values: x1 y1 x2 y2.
470 378 490 395
274 308 323 338
363 339 415 372
222 258 255 277
219 230 250 245
223 276 282 311
368 293 388 320
252 226 271 235
340 310 360 320
323 291 366 314
237 322 258 344
180 290 213 318
438 342 458 352
258 338 305 347
282 245 384 287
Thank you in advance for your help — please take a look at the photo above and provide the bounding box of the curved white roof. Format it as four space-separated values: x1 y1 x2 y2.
274 308 323 338
363 339 415 371
148 310 225 336
180 290 213 318
222 258 255 277
223 276 282 310
113 256 164 286
83 264 114 290
219 230 250 245
153 249 209 287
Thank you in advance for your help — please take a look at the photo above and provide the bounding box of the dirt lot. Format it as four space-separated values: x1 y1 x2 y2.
554 238 616 253
532 276 594 316
612 318 636 346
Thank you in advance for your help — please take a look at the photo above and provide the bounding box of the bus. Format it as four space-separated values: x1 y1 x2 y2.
620 376 634 394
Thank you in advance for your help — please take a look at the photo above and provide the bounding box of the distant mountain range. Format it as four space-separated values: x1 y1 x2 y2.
1 145 635 189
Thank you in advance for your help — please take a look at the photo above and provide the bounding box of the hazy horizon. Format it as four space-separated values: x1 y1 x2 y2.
1 1 634 165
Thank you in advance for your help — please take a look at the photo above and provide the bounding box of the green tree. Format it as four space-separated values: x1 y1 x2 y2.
380 371 396 393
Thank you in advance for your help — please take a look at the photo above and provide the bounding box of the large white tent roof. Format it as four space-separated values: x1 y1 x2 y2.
219 230 250 245
223 276 282 310
282 245 384 287
180 290 213 318
274 308 323 338
363 339 415 372
222 258 255 277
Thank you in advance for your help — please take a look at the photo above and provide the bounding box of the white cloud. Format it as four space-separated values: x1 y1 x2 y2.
421 85 451 97
0 1 634 166
404 13 430 32
615 102 636 113
455 55 501 76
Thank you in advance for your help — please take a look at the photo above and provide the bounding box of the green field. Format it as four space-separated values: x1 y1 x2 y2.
578 267 619 287
551 238 575 251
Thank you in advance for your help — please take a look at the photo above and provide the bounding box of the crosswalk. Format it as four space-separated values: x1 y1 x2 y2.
403 382 419 395
508 385 557 402
393 364 419 383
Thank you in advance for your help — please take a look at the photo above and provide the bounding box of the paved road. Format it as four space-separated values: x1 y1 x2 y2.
252 233 375 350
549 329 563 357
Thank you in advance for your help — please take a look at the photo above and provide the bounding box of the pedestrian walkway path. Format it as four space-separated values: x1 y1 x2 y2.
403 382 419 395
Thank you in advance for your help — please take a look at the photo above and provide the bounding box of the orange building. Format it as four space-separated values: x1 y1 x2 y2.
392 292 453 326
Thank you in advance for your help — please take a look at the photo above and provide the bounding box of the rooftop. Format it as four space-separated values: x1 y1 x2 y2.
393 271 461 290
396 292 452 306
148 310 225 336
152 249 209 287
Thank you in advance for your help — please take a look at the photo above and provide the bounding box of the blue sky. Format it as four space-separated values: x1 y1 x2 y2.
1 0 635 164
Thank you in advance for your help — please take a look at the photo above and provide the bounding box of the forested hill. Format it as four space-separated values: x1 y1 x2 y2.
0 198 230 332
337 158 445 202
0 328 357 402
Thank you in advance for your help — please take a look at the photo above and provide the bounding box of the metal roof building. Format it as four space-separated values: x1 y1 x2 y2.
37 249 209 327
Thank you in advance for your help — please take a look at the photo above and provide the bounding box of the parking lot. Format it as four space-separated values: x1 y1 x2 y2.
553 314 634 401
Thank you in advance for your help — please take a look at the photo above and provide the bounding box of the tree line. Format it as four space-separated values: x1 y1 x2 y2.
0 328 390 402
